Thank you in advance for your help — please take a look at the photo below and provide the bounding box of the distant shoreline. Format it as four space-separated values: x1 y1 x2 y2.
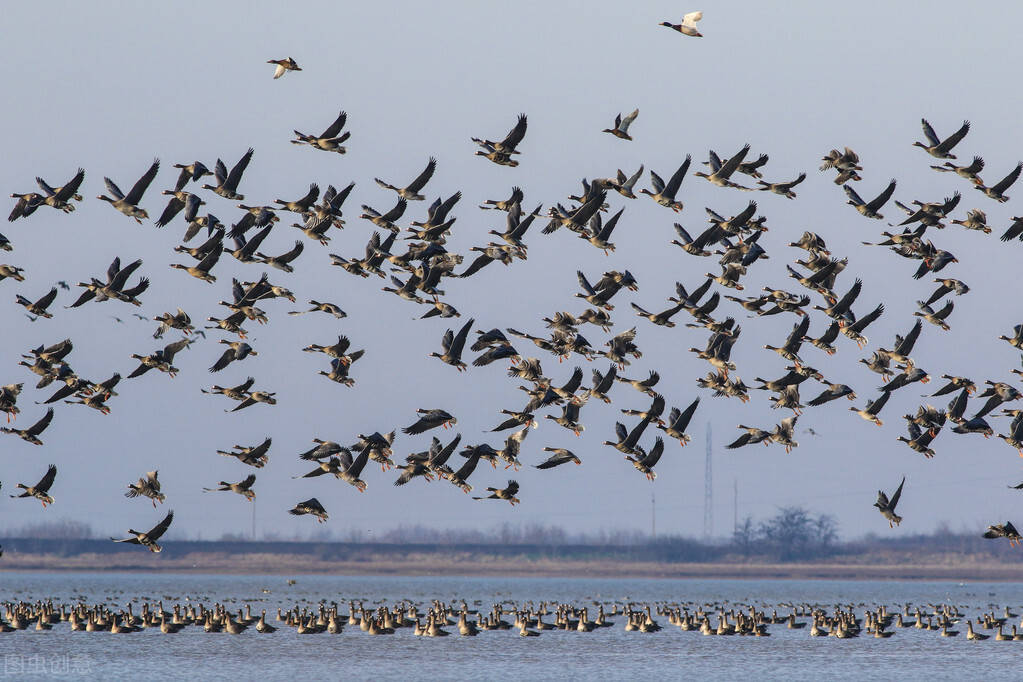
2 552 1022 581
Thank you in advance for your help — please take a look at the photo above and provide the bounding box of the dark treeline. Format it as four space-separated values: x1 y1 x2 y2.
1 507 1020 563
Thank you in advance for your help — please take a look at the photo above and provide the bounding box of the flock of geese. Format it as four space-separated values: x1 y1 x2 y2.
3 39 1023 552
3 596 1023 641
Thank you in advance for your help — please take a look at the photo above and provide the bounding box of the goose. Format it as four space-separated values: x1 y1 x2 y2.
807 384 856 406
841 303 885 348
360 198 407 233
931 153 984 181
289 498 328 523
544 398 586 436
11 464 57 506
922 278 969 308
770 416 799 453
170 161 211 190
154 190 204 228
603 417 653 456
274 183 320 214
8 192 44 221
216 437 272 468
267 57 300 78
694 145 752 189
256 240 304 272
975 161 1022 202
844 179 896 219
202 148 254 200
640 156 691 211
0 406 53 445
205 310 249 338
97 159 160 223
152 308 195 338
472 479 520 505
610 165 644 199
170 241 223 283
403 409 456 435
480 186 524 211
583 206 624 254
587 364 618 403
849 392 890 426
656 397 700 445
951 208 989 233
288 299 346 319
616 370 660 397
292 110 350 153
36 167 85 212
626 436 665 480
127 337 193 379
603 109 638 140
874 476 905 527
125 470 164 508
973 382 1022 419
203 474 256 501
473 113 527 161
913 300 954 331
535 448 581 469
111 510 174 552
996 413 1023 455
376 157 436 201
660 11 703 36
763 316 810 366
951 416 993 438
756 173 806 199
227 390 277 413
881 367 930 393
208 340 257 373
913 119 970 159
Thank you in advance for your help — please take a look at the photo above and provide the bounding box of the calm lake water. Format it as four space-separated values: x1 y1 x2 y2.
1 572 1023 680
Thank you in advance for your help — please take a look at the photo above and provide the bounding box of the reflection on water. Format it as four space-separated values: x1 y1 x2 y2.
2 572 1022 680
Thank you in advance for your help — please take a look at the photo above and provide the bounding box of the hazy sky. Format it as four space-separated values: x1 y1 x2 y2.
2 2 1023 544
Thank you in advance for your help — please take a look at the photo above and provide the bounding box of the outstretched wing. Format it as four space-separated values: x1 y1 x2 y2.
123 159 160 206
147 510 175 540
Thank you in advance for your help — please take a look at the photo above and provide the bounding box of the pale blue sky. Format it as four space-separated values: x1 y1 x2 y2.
2 2 1022 542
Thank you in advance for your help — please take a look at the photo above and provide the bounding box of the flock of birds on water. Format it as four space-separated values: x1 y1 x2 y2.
3 11 1023 555
3 594 1023 641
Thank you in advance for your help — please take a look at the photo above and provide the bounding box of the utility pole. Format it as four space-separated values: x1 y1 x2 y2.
252 499 256 540
704 423 713 540
651 490 656 539
733 478 738 536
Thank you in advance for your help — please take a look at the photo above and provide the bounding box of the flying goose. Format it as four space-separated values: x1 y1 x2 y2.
153 308 194 338
292 110 350 153
725 425 771 449
111 510 174 552
626 436 665 480
770 416 799 453
874 477 905 527
403 409 456 435
376 157 436 201
913 119 970 159
170 241 223 283
267 57 300 78
932 154 984 181
897 421 938 458
127 337 192 379
639 156 691 211
913 300 954 331
602 109 639 140
473 114 527 163
256 240 304 272
982 521 1021 547
660 11 703 36
850 392 890 426
0 407 53 445
227 389 277 413
603 417 653 456
155 190 204 228
951 208 989 233
472 479 520 505
656 397 699 445
11 464 57 507
8 192 44 221
15 287 58 319
202 148 254 200
203 474 257 501
844 179 896 219
610 165 644 199
756 173 806 199
125 470 164 508
975 161 1022 202
36 167 85 212
97 159 160 223
209 340 257 373
694 145 752 189
536 448 581 469
217 437 272 468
